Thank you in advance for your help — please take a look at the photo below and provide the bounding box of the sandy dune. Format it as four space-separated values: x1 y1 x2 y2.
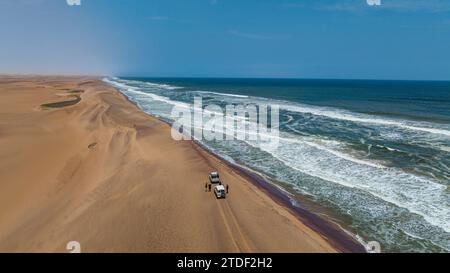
0 76 338 253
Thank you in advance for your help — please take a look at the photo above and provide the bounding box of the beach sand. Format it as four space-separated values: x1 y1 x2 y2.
0 76 347 253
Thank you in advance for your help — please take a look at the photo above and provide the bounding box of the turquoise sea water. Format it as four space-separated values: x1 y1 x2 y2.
105 77 450 252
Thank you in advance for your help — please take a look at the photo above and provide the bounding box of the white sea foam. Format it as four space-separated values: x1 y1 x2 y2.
375 144 405 153
110 78 183 90
108 77 450 138
144 82 183 90
104 77 450 235
281 103 450 137
436 145 450 153
297 139 386 169
105 78 190 109
250 137 450 233
195 90 249 98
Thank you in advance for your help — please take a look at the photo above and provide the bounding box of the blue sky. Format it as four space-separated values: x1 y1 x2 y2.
0 0 450 80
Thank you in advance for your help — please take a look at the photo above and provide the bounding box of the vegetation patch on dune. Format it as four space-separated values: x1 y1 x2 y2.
67 89 84 94
88 142 97 149
41 95 81 109
40 88 84 110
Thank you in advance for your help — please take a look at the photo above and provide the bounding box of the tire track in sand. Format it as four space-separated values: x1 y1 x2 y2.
216 198 253 252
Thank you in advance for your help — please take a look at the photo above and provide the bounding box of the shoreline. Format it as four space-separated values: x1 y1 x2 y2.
0 75 359 252
111 79 366 253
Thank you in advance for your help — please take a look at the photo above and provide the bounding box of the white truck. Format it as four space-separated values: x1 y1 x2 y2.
214 185 226 199
209 171 221 184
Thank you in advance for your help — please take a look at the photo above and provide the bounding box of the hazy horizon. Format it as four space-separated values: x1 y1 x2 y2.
4 73 450 82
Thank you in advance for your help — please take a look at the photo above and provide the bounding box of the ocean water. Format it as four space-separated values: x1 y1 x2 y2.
105 77 450 253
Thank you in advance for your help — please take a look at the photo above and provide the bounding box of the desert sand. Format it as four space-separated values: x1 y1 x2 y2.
0 76 343 253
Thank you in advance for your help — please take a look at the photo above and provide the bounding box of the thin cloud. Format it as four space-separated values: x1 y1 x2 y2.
381 0 450 12
228 30 279 40
281 3 305 9
282 0 373 13
316 1 366 12
147 16 170 21
282 0 450 13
